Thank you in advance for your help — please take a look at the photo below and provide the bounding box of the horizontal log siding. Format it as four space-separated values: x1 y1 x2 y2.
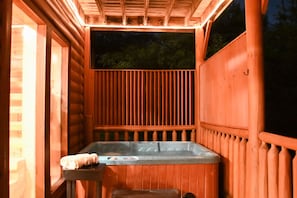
93 70 195 141
69 45 85 153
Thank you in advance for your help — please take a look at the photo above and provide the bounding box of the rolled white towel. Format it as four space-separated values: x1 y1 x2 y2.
60 153 99 170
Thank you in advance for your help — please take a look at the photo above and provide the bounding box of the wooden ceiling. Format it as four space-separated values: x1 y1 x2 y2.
69 0 233 28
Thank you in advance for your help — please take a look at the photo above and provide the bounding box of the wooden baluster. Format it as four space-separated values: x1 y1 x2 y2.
190 129 195 142
228 135 234 197
153 130 157 141
233 136 240 198
220 133 225 155
268 144 279 198
172 130 177 141
143 130 148 141
279 147 292 198
222 134 229 196
124 131 129 141
202 127 206 145
134 131 139 141
181 130 186 141
206 129 210 148
293 152 297 198
162 130 167 141
197 127 202 144
130 71 133 125
212 131 217 152
239 138 246 198
210 130 214 150
114 131 119 141
216 132 221 153
259 141 268 198
105 132 110 141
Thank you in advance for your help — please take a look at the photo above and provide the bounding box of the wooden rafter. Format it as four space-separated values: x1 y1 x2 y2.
120 0 126 25
95 0 105 20
164 0 175 26
75 0 232 28
143 0 149 25
189 0 203 18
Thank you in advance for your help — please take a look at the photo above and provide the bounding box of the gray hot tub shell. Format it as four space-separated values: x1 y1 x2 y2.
80 141 220 165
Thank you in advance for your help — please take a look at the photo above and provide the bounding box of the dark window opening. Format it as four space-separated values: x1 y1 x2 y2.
90 31 195 69
264 0 297 138
206 0 246 58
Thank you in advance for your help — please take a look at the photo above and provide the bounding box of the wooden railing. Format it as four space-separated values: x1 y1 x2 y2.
199 122 249 198
93 125 196 141
200 122 297 198
258 132 297 198
93 69 195 141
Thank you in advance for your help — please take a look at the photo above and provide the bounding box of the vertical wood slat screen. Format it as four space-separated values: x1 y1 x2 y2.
94 70 195 126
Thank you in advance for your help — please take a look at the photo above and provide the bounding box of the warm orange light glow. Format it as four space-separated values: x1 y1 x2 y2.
200 0 226 27
65 0 85 26
65 0 232 29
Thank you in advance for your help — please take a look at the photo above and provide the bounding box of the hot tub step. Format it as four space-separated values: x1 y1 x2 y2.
112 189 180 198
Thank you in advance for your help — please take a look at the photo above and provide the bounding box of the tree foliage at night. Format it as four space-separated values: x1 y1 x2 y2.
206 0 245 57
264 0 297 137
91 31 195 69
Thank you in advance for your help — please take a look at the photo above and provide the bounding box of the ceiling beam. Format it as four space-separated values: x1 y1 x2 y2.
164 0 175 26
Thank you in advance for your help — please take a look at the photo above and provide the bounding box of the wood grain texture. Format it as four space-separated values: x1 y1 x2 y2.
78 164 219 198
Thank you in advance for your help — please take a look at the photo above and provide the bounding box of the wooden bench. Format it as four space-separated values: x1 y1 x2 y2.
62 164 106 198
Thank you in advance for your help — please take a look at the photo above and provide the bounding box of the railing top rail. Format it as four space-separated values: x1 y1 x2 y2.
93 69 196 72
259 131 297 151
200 122 249 138
94 125 196 131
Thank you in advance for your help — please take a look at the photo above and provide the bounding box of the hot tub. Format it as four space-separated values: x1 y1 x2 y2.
79 141 220 198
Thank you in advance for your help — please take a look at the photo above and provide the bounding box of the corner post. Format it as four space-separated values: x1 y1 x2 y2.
195 27 205 143
245 0 264 197
84 27 95 144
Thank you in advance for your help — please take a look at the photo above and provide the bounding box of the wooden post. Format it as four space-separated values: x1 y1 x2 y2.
195 27 204 143
0 0 12 197
245 0 264 197
84 27 94 144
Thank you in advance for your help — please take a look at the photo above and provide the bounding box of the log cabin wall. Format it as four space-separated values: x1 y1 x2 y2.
198 33 249 198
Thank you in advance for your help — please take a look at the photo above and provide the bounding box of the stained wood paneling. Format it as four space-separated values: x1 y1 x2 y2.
200 33 248 128
79 164 219 198
94 70 195 127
